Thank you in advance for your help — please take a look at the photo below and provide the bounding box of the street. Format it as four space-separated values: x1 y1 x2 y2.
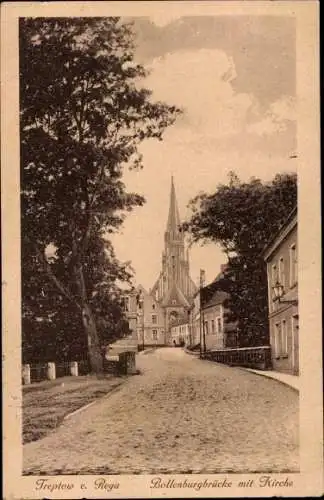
23 348 299 475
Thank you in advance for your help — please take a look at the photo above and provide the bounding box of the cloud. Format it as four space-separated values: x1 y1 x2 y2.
145 49 254 139
111 49 296 289
247 96 296 136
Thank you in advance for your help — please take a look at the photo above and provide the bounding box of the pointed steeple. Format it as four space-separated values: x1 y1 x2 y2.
166 176 181 239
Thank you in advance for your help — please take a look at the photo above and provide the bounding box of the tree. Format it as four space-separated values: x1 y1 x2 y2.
20 17 180 371
183 172 297 346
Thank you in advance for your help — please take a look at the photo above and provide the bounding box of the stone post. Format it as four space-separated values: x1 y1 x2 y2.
69 361 78 377
118 351 136 375
46 362 56 380
125 351 136 375
118 352 127 375
22 364 31 385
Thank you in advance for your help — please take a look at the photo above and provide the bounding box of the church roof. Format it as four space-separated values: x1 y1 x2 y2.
150 273 161 296
166 176 182 238
161 282 191 308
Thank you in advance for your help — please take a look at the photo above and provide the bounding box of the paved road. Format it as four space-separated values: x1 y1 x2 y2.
23 348 299 475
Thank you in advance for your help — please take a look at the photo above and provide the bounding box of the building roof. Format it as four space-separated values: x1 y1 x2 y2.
161 282 190 308
166 175 182 239
203 289 229 309
192 264 229 304
262 205 297 261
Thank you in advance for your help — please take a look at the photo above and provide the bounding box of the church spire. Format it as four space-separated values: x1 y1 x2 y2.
166 176 181 239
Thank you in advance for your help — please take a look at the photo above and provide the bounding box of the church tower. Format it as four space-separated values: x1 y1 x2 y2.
150 177 197 339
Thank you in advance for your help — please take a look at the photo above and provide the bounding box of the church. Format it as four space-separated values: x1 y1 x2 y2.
130 177 197 347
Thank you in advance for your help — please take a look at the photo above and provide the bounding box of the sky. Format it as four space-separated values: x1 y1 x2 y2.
111 15 297 291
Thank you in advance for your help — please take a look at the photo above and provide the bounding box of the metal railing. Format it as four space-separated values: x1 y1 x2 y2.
202 345 272 370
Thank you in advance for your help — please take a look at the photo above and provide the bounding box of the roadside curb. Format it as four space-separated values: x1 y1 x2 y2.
138 348 156 355
63 379 128 421
239 367 299 392
184 348 200 357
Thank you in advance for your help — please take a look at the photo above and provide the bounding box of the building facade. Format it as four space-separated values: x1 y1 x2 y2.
186 267 239 351
170 317 191 346
124 177 198 347
263 207 298 375
202 290 237 351
149 176 197 338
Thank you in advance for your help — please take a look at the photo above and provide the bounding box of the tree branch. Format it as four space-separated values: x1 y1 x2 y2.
36 246 81 310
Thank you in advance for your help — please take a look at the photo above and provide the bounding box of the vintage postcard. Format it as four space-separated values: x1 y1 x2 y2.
2 1 322 498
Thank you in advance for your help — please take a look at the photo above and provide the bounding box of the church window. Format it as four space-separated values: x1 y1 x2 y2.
172 299 177 305
152 314 157 324
211 320 215 333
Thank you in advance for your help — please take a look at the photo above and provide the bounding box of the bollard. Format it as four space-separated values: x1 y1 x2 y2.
118 351 136 375
69 361 78 377
126 351 136 375
22 364 31 385
118 352 127 375
46 362 56 380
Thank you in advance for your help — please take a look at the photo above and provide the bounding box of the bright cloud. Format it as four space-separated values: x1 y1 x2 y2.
112 49 296 290
247 96 296 136
145 49 254 138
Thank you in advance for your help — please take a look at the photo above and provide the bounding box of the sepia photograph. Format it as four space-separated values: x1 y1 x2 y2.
1 1 322 498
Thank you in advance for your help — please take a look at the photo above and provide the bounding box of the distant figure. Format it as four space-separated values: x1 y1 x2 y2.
173 340 177 347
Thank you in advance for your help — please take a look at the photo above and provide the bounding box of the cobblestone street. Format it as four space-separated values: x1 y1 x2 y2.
23 348 299 475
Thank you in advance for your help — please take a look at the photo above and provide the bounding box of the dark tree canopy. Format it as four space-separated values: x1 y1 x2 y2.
20 17 180 369
183 171 297 346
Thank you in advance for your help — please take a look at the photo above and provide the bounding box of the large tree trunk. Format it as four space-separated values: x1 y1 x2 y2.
81 302 103 374
75 259 103 374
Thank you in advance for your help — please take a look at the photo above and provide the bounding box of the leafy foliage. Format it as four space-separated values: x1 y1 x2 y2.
183 171 297 346
20 17 180 368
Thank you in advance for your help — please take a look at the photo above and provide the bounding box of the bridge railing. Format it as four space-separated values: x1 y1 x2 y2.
202 346 272 370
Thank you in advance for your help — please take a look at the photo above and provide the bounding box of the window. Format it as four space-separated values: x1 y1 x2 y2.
217 317 222 333
204 321 208 335
152 330 157 341
289 244 298 287
279 257 285 288
281 320 288 356
274 321 288 358
274 323 281 357
271 263 278 285
211 320 215 334
152 314 157 324
152 303 156 310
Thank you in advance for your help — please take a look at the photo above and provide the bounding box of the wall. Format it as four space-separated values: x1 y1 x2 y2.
170 322 190 346
137 287 166 346
203 303 225 350
266 223 298 374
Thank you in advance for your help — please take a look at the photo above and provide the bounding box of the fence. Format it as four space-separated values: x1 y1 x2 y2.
23 360 82 385
22 352 137 385
202 346 272 370
104 352 137 376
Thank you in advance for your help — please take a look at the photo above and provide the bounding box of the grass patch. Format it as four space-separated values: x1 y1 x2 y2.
23 375 124 444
